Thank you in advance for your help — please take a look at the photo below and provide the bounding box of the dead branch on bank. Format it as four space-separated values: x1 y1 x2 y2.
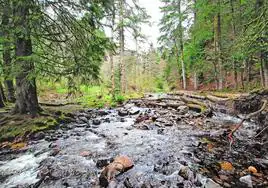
228 100 267 149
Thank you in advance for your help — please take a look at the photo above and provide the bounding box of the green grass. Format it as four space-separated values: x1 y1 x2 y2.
76 86 143 108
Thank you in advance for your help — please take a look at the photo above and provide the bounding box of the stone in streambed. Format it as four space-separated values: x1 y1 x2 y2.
32 131 45 140
99 156 134 187
92 119 101 125
239 175 253 188
98 110 109 116
118 110 128 117
177 106 189 115
96 158 114 169
204 178 222 188
79 116 88 123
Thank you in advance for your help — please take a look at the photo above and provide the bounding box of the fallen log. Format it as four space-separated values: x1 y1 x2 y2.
209 92 245 99
206 95 230 103
184 93 206 100
180 96 208 108
39 102 81 107
187 104 205 113
145 102 183 108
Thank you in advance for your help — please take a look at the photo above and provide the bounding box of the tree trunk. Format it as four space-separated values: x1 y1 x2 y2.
193 0 198 90
119 0 126 94
178 0 186 90
2 0 15 102
110 7 115 98
230 0 238 89
135 36 138 87
241 59 245 89
214 0 223 90
0 83 6 108
264 56 268 88
194 71 198 90
260 53 265 87
13 1 40 116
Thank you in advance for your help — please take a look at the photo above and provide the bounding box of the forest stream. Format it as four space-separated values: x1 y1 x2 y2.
0 94 268 188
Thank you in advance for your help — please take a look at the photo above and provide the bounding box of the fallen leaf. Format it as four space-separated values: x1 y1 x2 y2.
248 166 257 174
80 151 91 157
11 142 26 150
219 161 234 171
207 143 214 152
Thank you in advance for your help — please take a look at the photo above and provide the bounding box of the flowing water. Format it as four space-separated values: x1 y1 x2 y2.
0 102 261 188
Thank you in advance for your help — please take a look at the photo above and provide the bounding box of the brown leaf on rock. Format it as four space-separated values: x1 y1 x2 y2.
80 151 91 157
248 166 257 174
11 142 26 150
219 161 234 171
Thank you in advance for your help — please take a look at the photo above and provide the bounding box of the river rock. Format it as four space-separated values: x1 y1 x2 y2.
204 178 222 188
239 175 253 188
98 110 109 116
76 123 87 128
118 110 128 117
96 158 113 169
177 106 189 115
92 119 101 125
129 107 140 115
50 148 60 156
32 131 45 140
79 116 88 123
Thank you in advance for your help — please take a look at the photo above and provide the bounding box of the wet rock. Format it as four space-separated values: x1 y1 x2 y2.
38 166 50 179
164 122 173 127
239 175 253 188
92 119 101 125
118 110 128 117
64 123 76 130
76 123 88 128
50 148 60 156
204 178 222 188
178 166 195 182
32 131 45 140
135 114 150 123
104 118 111 123
96 158 113 169
219 175 229 181
134 123 150 130
99 156 134 186
45 136 58 142
98 110 109 116
157 128 165 135
177 106 189 115
126 126 134 131
129 107 140 115
49 142 58 148
79 116 88 123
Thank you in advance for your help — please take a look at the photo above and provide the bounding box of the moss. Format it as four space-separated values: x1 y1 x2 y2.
0 115 59 142
187 103 207 113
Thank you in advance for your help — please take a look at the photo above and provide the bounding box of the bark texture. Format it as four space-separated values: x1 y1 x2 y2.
13 1 40 116
2 0 15 102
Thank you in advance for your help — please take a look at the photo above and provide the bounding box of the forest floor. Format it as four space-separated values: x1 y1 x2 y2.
0 90 267 188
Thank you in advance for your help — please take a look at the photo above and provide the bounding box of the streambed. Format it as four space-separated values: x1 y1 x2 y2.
0 97 267 188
